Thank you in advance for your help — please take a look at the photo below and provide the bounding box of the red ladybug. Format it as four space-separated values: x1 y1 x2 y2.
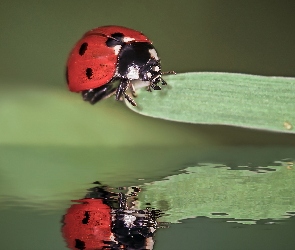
62 198 112 250
66 25 173 106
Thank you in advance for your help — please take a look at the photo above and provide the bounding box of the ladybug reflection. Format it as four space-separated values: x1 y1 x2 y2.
66 25 175 106
62 198 112 250
62 183 162 250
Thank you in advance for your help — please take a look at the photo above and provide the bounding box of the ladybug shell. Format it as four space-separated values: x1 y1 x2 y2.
62 198 112 250
66 26 151 92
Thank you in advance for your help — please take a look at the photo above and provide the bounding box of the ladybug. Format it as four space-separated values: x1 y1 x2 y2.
66 25 174 106
62 198 112 250
61 183 163 250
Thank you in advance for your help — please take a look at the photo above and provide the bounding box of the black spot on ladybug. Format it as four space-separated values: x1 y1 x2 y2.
106 32 124 47
82 211 90 224
111 32 124 40
86 68 93 79
79 42 88 55
74 239 85 249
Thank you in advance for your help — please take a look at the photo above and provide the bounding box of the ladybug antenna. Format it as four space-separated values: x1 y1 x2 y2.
162 70 176 75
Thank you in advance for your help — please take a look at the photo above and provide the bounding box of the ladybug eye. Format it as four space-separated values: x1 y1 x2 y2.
79 42 88 56
86 68 93 79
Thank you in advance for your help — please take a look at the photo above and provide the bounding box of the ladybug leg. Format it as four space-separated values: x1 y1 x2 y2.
152 83 161 90
161 79 167 85
116 79 137 106
82 83 116 104
161 71 176 85
129 82 137 97
147 85 152 92
149 82 161 91
118 192 127 210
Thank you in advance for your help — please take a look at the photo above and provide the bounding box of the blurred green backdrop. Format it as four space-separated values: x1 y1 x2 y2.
1 1 295 87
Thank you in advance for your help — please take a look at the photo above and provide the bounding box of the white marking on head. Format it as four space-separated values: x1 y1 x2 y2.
146 72 152 78
123 37 135 42
152 65 160 72
127 65 140 80
149 48 159 60
123 214 136 228
113 45 122 55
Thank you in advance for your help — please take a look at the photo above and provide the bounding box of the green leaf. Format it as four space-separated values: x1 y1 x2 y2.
139 160 295 224
126 72 295 133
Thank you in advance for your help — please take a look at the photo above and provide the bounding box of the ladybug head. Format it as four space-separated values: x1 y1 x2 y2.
139 58 163 84
116 42 166 88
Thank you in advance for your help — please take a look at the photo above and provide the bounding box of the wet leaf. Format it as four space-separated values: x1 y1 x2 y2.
139 161 295 224
126 72 295 134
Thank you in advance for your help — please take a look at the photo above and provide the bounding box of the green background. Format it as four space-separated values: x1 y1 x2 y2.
1 1 295 250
